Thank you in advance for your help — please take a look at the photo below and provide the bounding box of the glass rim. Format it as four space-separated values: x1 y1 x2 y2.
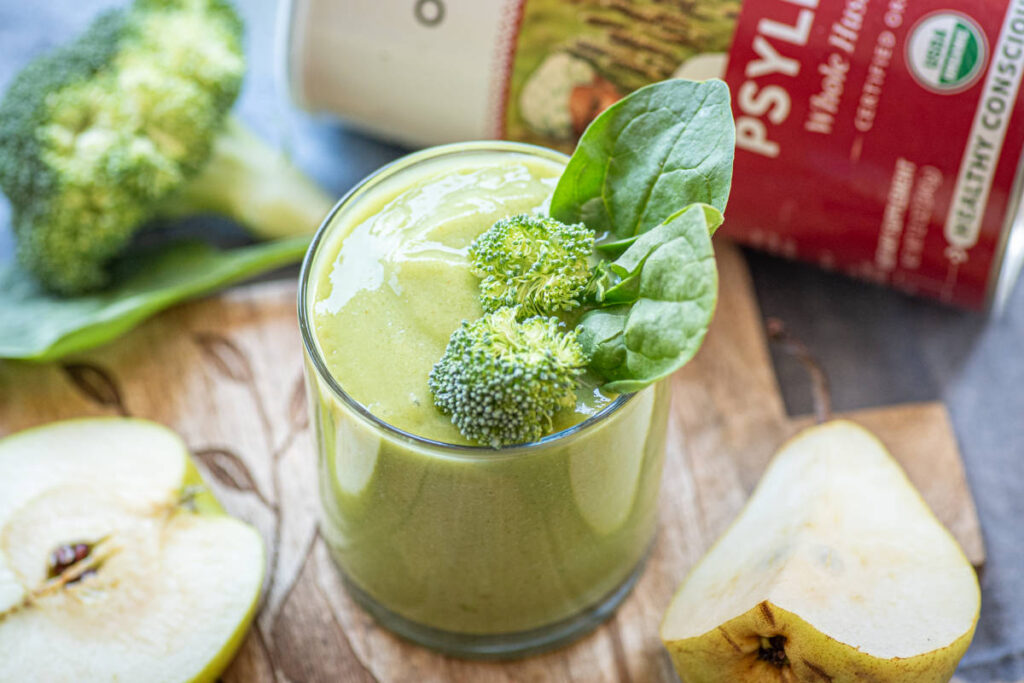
297 140 635 457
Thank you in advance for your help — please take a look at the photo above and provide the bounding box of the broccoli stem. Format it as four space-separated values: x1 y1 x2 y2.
164 115 334 239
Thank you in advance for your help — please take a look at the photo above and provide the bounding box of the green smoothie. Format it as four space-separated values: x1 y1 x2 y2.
302 143 670 643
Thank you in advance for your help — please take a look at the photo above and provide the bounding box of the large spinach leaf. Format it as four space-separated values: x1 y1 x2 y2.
0 237 309 361
550 79 734 240
578 203 718 394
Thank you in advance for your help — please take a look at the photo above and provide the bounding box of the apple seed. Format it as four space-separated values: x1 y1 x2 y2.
47 541 96 584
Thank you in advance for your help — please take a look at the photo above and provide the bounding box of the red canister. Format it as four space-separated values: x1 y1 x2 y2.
285 0 1024 310
721 0 1024 310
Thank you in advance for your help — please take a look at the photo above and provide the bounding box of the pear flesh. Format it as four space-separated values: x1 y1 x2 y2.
0 418 264 682
661 420 980 682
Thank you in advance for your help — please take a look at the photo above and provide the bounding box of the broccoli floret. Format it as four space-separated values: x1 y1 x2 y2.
0 0 332 294
469 214 594 317
428 307 588 448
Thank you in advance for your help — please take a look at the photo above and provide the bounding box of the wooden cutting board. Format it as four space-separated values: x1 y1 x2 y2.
0 242 983 683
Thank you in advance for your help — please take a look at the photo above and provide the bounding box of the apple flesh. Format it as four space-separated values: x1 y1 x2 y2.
661 420 980 682
0 418 264 682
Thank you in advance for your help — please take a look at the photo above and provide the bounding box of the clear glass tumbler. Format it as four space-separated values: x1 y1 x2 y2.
299 142 671 658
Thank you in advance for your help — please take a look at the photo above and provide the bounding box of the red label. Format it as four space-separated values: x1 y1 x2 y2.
722 0 1024 309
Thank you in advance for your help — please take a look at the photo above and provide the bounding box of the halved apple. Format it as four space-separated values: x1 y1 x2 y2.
0 418 264 682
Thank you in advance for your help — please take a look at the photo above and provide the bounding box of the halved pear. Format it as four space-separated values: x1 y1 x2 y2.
661 420 980 682
0 418 264 682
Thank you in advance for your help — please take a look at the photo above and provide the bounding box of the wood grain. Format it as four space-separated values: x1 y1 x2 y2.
0 242 984 682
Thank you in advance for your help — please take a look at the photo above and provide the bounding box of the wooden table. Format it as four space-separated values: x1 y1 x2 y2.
0 243 983 682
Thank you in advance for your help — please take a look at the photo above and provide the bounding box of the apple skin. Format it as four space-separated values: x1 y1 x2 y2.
182 457 265 683
664 600 976 683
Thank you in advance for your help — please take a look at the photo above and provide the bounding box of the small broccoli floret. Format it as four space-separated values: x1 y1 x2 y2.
0 0 332 295
469 214 594 317
429 307 588 448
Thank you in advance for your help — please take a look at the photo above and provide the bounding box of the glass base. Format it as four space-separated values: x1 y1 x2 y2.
337 555 649 660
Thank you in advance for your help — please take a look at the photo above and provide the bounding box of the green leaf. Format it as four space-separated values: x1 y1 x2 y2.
550 79 735 239
592 203 722 304
578 306 629 379
0 237 310 361
579 204 718 393
552 79 733 392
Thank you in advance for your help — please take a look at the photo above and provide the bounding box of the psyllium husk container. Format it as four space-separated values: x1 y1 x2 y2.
284 0 1024 311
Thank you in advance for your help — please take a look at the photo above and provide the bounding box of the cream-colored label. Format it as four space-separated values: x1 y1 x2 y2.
289 0 514 145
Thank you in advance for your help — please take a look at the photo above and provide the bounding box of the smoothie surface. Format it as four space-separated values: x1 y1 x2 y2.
310 152 612 444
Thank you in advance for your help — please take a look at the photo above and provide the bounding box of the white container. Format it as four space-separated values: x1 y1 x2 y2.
283 0 1024 311
284 0 519 146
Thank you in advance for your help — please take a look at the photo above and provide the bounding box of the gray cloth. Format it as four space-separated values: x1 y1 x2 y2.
0 1 1021 680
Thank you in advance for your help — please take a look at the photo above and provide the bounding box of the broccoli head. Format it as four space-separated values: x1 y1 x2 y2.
428 307 588 448
469 214 594 317
0 0 331 294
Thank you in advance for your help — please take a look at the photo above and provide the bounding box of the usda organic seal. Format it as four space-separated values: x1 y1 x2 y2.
907 11 988 93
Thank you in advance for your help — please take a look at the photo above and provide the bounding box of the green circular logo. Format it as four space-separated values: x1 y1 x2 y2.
907 12 988 93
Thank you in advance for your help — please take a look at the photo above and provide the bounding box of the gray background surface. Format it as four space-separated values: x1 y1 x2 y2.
1 1 1021 680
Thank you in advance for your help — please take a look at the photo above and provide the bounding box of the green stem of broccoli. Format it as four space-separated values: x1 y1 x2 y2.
163 115 334 239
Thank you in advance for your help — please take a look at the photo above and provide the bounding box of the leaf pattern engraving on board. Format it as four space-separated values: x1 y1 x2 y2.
288 374 309 432
269 531 379 683
272 373 310 460
194 332 254 383
193 447 271 507
61 363 129 415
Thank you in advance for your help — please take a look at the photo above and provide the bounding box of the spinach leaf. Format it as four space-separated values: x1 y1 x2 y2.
592 203 722 304
578 203 718 394
550 79 734 240
0 237 309 361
